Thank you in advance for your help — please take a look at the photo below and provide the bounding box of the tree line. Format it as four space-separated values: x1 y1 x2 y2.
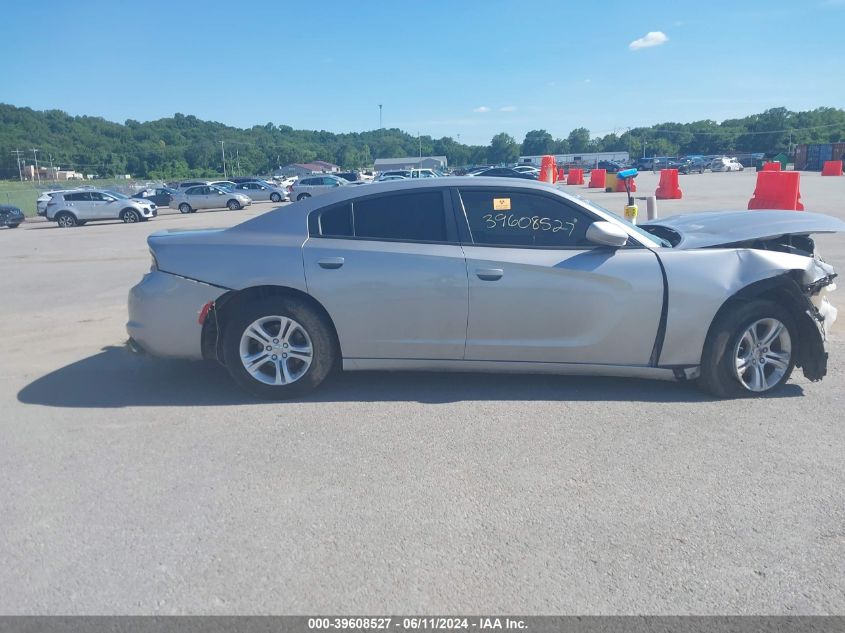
1 103 843 179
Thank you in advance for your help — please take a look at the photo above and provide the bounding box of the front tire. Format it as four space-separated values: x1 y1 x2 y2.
270 192 282 202
699 300 796 398
223 297 337 400
227 199 242 210
121 208 141 223
179 203 192 214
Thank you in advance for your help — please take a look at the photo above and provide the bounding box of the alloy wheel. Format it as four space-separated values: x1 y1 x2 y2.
238 315 313 386
733 318 792 392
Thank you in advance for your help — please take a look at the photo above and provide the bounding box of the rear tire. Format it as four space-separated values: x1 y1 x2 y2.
8 223 20 229
227 199 241 210
698 300 797 398
223 297 337 400
55 212 78 228
179 203 192 214
297 193 311 201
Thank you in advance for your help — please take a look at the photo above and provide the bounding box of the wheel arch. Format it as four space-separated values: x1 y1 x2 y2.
702 271 826 380
201 284 341 364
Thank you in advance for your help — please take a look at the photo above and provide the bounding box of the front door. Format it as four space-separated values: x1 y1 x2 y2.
456 187 665 366
302 189 468 360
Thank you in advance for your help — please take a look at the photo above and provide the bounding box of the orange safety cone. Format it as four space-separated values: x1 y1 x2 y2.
588 169 606 188
822 160 843 176
615 176 636 193
748 171 804 211
762 162 781 171
539 155 555 183
655 169 683 199
567 168 584 185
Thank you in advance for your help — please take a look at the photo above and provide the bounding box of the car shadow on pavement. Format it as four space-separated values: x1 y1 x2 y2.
17 345 805 408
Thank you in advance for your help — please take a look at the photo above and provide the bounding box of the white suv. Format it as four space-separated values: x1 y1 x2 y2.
710 157 744 172
46 189 157 227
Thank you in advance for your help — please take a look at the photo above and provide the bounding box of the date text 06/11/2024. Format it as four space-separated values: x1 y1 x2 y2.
307 617 527 630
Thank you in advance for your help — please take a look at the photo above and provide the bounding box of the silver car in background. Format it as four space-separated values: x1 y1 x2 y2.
289 174 347 201
232 180 288 202
46 189 157 227
128 178 843 400
169 185 252 214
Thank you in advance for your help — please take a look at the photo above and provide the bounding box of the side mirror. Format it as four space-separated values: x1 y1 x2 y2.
586 221 628 247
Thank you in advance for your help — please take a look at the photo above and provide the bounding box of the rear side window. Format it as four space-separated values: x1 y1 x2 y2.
458 189 593 248
310 192 448 243
64 192 90 202
317 203 353 237
353 191 446 242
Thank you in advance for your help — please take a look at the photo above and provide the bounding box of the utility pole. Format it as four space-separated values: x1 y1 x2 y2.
220 141 227 178
31 148 41 183
378 104 383 129
418 132 422 159
10 150 23 181
236 148 241 176
48 153 55 180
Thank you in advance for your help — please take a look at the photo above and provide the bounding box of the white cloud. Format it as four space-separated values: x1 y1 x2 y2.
629 31 668 50
499 106 517 112
583 79 592 84
473 106 491 113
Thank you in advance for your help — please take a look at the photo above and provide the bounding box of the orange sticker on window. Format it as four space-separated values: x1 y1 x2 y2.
493 198 511 211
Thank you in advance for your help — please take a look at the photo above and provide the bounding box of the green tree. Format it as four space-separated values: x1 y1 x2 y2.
521 129 554 155
567 127 590 153
488 133 519 164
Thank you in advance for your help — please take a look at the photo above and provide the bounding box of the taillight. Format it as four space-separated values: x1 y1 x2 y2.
198 301 213 325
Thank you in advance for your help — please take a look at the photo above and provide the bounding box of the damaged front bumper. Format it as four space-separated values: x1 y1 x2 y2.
796 260 838 382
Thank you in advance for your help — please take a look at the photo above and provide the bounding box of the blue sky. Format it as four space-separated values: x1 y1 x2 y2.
1 0 843 145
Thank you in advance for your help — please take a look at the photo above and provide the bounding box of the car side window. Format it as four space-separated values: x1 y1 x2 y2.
64 192 84 202
353 191 447 242
315 202 353 238
458 189 594 248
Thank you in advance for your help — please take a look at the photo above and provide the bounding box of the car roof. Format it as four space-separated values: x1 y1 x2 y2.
234 177 574 234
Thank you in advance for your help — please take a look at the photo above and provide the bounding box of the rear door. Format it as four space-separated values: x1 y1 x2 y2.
302 189 468 360
456 187 664 366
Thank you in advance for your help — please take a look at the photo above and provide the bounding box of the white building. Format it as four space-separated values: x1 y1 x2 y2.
519 151 629 167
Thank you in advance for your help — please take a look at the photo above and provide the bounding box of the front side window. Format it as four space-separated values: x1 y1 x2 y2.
458 189 594 248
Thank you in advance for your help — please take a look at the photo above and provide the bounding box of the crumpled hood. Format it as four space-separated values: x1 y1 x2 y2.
642 210 845 249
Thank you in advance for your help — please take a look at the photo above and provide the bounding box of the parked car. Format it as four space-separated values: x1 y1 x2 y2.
595 160 626 173
177 180 212 189
126 177 843 400
375 175 407 181
669 157 708 174
288 175 348 201
513 165 541 174
133 187 178 207
710 157 744 172
635 157 671 171
0 204 24 229
169 185 252 213
334 171 362 183
209 181 239 190
46 189 157 227
470 167 538 179
377 169 439 180
232 180 288 202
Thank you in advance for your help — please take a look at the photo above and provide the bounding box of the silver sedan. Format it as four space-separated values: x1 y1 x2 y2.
128 178 843 400
169 185 251 213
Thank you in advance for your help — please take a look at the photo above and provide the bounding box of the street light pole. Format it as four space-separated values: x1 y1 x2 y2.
31 148 41 183
378 104 383 129
220 141 227 178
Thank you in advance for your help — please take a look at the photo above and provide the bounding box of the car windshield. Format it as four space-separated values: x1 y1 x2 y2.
103 190 128 199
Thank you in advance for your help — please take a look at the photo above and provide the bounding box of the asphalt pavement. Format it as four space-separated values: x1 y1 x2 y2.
2 172 845 614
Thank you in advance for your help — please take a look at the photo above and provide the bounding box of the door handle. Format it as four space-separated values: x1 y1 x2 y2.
476 268 503 281
318 257 345 269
